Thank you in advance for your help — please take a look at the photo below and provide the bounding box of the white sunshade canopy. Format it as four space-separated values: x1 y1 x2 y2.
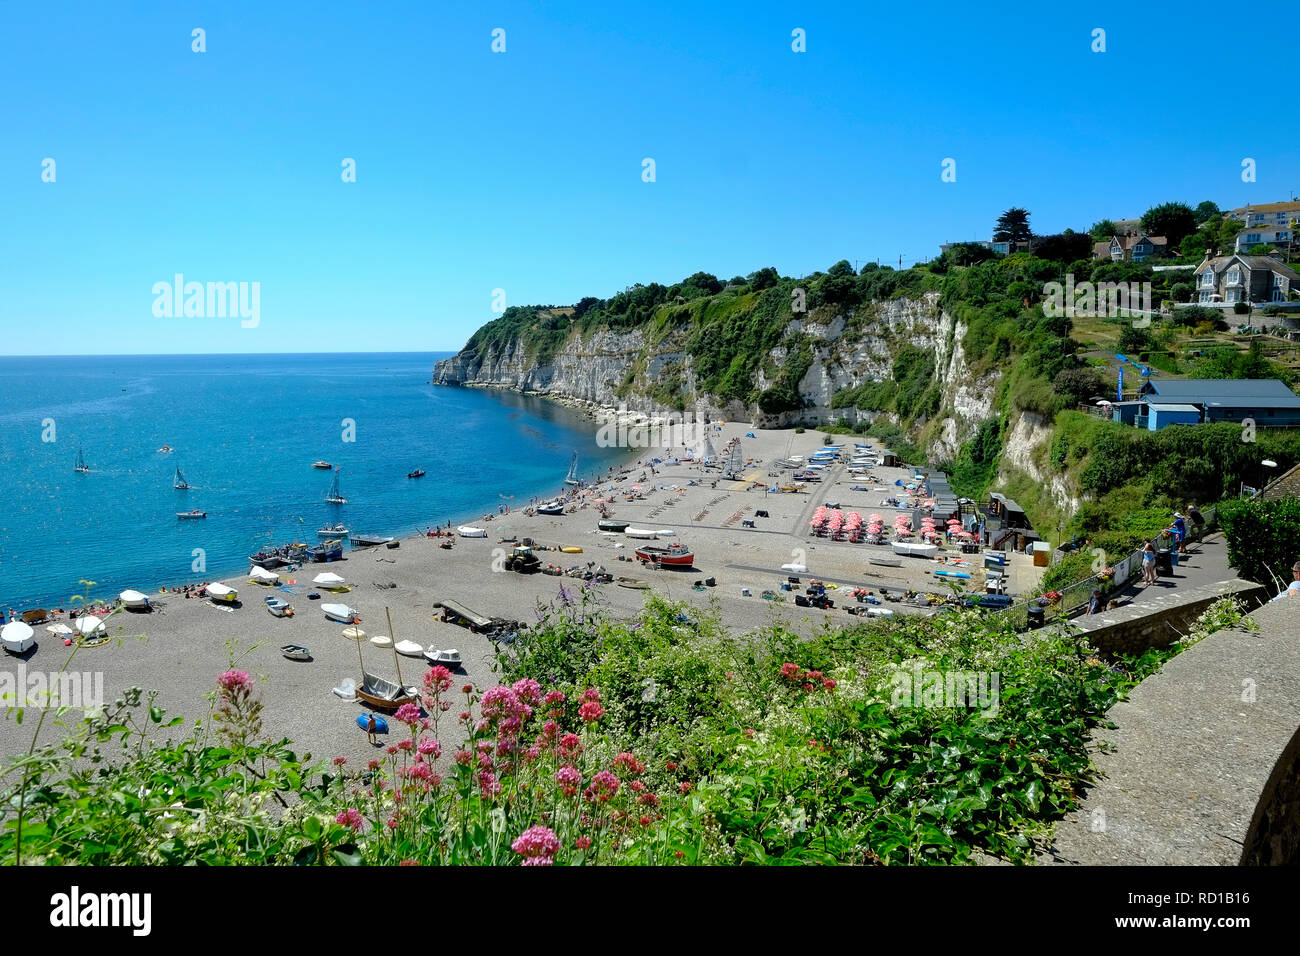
249 566 280 583
1 620 36 651
313 572 346 587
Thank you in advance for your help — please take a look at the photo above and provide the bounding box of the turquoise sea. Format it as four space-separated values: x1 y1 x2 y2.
0 353 628 611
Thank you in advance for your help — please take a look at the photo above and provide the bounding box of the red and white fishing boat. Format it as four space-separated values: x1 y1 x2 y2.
634 542 695 567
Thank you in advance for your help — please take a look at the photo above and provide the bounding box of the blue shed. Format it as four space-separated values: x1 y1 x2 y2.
1144 403 1202 431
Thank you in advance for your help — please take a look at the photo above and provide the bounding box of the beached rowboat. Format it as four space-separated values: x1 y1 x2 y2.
280 644 311 661
634 543 695 567
265 596 294 617
323 603 359 623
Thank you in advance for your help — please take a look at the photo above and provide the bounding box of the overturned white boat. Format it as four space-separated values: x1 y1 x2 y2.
457 525 487 538
119 589 151 610
312 571 347 590
891 541 939 558
322 603 359 623
623 528 659 539
1 620 36 654
780 562 809 574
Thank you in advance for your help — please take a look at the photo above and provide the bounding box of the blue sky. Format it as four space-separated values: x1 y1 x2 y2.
1 1 1295 355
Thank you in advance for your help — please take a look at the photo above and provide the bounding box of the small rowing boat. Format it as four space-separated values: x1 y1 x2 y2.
280 644 311 661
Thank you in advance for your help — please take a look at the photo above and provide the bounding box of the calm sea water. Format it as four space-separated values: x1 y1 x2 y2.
0 353 628 611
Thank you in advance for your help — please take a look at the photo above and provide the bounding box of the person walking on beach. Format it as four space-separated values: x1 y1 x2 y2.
365 713 379 745
1142 541 1157 586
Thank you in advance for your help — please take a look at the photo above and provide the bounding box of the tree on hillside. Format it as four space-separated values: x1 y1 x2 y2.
747 266 780 290
1140 202 1197 245
573 296 602 319
827 259 855 277
1032 231 1093 263
943 242 998 267
1194 201 1221 224
676 272 723 298
1089 219 1118 240
993 208 1033 246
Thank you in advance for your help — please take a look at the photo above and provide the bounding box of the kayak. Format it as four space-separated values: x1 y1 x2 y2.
356 713 389 734
560 546 583 554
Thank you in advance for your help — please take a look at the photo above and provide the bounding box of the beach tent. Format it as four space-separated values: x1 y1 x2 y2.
457 526 488 538
249 566 281 585
1 620 36 653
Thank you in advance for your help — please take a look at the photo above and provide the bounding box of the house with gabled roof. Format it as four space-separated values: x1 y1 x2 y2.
1091 232 1168 262
1135 378 1300 428
1192 252 1300 305
1226 201 1300 229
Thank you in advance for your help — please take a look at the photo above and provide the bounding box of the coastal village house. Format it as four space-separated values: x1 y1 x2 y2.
1109 378 1300 430
1191 252 1300 305
1091 232 1168 262
1226 201 1300 229
1234 226 1293 253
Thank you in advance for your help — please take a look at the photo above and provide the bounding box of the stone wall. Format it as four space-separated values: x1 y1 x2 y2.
1079 579 1271 657
1241 723 1300 864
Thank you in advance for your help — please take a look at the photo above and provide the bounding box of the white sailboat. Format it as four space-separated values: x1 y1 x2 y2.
564 451 580 486
174 467 190 490
74 447 89 473
324 469 347 504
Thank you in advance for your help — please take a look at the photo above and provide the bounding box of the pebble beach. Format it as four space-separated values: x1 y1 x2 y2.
1 419 1035 765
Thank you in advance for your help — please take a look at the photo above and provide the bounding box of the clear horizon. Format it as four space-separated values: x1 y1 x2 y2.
2 0 1295 356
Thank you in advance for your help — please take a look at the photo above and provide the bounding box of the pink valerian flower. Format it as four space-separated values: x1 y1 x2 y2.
393 702 422 727
462 684 474 695
540 720 561 743
512 678 544 707
523 745 541 763
637 791 661 808
332 756 347 766
396 738 414 752
613 752 645 776
336 808 364 832
217 670 254 695
629 779 647 794
386 818 399 830
544 690 566 706
454 748 472 767
386 746 398 756
639 815 651 827
367 759 381 771
555 765 581 797
578 701 605 723
478 771 502 798
417 738 441 758
559 733 583 760
477 752 494 771
424 665 453 695
823 679 836 690
481 685 532 722
582 688 601 703
678 781 693 795
575 836 591 851
779 662 802 682
511 825 560 866
743 728 755 738
584 770 620 803
403 762 435 782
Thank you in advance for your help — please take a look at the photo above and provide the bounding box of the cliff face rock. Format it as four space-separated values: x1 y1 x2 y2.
998 411 1082 514
433 293 999 460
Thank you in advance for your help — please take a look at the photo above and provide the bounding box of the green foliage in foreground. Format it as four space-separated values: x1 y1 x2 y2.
1218 496 1300 590
2 591 1258 865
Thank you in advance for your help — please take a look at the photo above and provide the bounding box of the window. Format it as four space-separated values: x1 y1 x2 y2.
1227 268 1241 284
1200 271 1215 287
1226 288 1243 303
1245 234 1261 243
1199 290 1213 303
1273 289 1285 302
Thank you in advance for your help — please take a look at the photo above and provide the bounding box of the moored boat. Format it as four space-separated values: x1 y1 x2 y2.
324 469 346 504
597 519 629 532
307 540 344 562
354 671 419 712
634 543 695 567
265 596 294 617
318 523 350 537
407 468 426 478
176 510 207 520
74 447 89 474
119 589 151 610
174 467 190 490
312 461 333 469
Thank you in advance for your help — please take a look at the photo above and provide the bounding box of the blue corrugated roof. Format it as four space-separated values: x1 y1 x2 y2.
1143 379 1300 408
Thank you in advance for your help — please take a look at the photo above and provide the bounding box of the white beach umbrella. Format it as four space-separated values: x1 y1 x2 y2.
74 616 106 636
